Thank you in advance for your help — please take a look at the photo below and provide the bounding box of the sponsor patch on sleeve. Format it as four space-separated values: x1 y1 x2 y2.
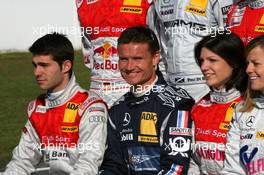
176 111 189 128
169 127 192 136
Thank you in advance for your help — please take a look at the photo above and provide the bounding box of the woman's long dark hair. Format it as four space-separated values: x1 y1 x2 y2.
195 31 248 93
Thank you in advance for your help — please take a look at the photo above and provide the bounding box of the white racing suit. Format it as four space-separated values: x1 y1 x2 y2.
221 95 264 175
1 75 108 175
148 0 233 102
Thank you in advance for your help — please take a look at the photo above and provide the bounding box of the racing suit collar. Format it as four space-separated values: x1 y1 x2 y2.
254 94 264 109
210 88 241 104
132 76 158 97
46 89 64 100
45 73 80 109
125 75 164 107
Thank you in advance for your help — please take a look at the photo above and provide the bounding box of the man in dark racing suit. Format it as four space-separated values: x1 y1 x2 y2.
99 26 195 175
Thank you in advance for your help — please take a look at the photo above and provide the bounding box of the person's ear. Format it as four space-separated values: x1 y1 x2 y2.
152 51 160 67
62 60 72 73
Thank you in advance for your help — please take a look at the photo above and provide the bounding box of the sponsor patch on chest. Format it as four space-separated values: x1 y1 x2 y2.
185 0 208 16
63 102 80 123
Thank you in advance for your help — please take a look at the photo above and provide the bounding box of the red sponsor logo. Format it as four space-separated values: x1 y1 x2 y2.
93 42 118 70
93 60 118 70
94 42 118 59
245 158 264 174
196 148 225 161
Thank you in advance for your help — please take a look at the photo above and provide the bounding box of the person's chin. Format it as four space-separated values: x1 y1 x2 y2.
251 84 262 92
205 80 213 86
38 84 48 91
125 79 139 86
207 83 218 89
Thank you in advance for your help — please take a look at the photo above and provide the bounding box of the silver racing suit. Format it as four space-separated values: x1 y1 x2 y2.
221 95 264 175
148 0 233 101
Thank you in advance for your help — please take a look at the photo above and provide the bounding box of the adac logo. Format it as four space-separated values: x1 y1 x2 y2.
138 112 158 143
93 42 118 71
63 102 80 123
140 112 158 136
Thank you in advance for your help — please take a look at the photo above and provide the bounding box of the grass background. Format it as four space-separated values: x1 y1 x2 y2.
0 51 90 169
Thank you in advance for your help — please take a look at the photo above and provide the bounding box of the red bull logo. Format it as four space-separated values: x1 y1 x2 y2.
94 42 118 60
93 60 118 70
93 42 118 70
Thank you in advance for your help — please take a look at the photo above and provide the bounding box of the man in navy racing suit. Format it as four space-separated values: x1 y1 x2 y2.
99 26 195 175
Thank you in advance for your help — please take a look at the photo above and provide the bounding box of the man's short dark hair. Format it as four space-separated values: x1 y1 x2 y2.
29 33 74 75
117 26 160 55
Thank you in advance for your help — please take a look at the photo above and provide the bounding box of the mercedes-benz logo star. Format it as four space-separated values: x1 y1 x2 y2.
123 113 131 126
246 116 255 127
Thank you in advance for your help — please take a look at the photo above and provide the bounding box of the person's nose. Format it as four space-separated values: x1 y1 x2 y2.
246 62 254 75
126 59 135 71
200 61 209 72
34 66 42 77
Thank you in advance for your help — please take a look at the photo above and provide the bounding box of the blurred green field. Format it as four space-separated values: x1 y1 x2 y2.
0 51 90 169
